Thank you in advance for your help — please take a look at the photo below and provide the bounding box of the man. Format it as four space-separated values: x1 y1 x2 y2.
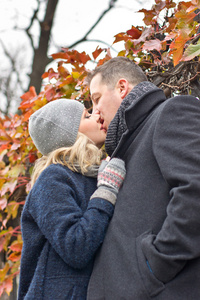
86 57 200 299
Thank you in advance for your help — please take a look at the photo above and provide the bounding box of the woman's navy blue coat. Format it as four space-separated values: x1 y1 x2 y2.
18 163 114 300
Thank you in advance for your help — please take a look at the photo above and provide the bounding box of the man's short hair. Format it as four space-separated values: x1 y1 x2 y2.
86 57 147 88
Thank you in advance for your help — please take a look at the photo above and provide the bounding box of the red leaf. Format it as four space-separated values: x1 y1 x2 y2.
28 153 37 163
127 26 142 39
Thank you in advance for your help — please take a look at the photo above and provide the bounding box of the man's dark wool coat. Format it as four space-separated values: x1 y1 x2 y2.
87 83 200 299
18 164 114 300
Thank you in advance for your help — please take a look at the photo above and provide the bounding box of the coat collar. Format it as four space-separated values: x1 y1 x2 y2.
125 85 166 132
109 83 166 158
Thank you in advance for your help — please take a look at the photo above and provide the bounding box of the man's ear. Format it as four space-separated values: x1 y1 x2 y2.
117 78 130 99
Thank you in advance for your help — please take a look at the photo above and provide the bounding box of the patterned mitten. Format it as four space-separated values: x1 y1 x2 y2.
90 158 126 205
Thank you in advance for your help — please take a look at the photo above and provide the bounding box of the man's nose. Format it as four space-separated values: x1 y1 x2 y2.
92 106 100 115
92 112 101 122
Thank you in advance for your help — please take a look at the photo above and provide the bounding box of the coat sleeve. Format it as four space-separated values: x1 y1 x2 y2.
141 95 200 283
27 165 114 269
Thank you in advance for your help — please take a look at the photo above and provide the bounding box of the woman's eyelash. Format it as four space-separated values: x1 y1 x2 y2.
85 115 91 119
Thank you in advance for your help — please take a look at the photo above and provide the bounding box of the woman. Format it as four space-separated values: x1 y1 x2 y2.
18 99 125 300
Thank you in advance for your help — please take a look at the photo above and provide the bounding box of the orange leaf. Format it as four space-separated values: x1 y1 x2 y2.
58 65 69 77
78 52 90 64
22 109 33 122
20 86 37 101
58 76 74 87
138 9 157 26
113 32 130 44
9 241 23 252
42 71 49 79
169 32 189 66
51 51 70 60
0 236 7 251
8 252 21 262
175 9 196 23
92 46 104 60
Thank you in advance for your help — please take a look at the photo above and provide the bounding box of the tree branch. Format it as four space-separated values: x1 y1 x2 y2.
25 0 41 49
66 0 119 49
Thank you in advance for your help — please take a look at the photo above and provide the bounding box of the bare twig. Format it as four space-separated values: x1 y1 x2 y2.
66 0 119 49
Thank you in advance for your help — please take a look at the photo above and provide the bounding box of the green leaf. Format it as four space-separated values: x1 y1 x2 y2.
182 39 200 61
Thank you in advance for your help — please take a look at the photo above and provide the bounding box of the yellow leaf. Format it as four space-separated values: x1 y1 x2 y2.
0 263 10 282
8 165 25 178
72 72 80 79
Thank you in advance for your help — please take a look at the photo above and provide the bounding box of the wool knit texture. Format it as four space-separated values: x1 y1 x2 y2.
90 158 126 205
105 81 156 156
18 163 114 300
97 158 126 194
29 99 84 155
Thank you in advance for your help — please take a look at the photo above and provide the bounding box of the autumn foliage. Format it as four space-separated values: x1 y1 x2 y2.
0 0 200 296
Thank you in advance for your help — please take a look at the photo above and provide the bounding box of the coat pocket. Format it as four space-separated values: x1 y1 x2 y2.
136 232 165 297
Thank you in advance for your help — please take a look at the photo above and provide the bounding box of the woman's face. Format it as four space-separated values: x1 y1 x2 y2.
79 109 107 148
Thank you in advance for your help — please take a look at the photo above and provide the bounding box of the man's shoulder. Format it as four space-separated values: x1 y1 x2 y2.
156 95 200 116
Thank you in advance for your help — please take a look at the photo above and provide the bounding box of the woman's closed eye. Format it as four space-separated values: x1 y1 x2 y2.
85 113 91 119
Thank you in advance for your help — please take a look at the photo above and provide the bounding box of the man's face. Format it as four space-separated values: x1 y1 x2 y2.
90 74 123 132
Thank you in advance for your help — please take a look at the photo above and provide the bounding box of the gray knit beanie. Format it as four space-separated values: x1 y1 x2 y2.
29 99 84 155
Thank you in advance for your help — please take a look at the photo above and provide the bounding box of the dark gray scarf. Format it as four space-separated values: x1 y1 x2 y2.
105 81 156 156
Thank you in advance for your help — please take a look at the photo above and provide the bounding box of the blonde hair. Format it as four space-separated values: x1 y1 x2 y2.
31 132 105 188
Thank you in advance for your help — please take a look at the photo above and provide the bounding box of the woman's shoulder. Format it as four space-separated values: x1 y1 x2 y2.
41 163 76 178
37 163 96 187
